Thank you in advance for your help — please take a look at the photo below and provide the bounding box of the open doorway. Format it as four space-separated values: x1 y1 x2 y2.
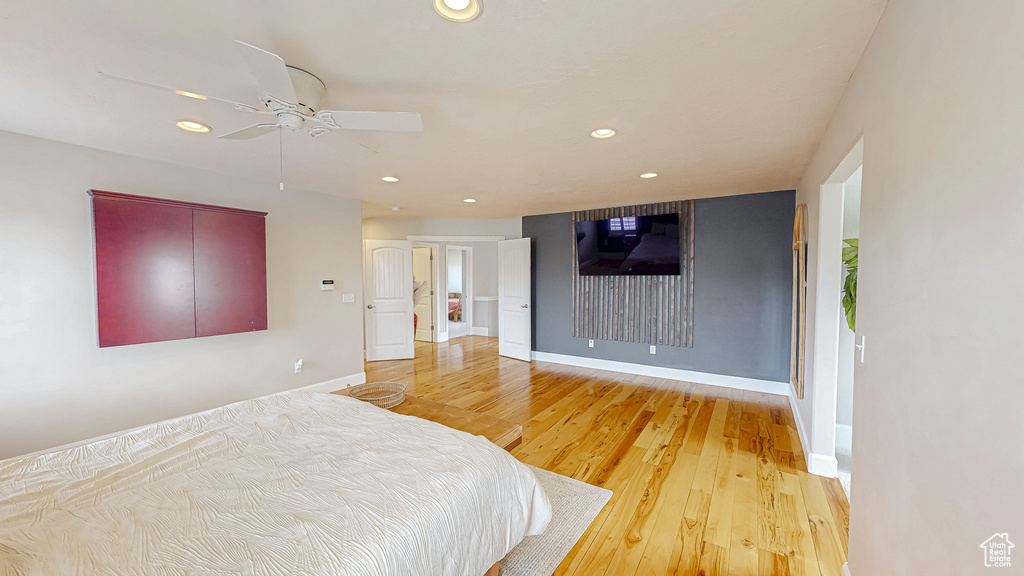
835 165 861 497
446 246 473 339
809 137 862 492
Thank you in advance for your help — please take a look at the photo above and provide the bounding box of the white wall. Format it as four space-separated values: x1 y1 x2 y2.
362 217 522 240
0 130 365 460
792 1 1024 574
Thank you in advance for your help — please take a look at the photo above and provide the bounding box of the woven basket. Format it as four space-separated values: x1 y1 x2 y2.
348 382 407 409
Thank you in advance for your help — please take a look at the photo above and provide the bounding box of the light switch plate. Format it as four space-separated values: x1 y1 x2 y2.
650 345 657 355
342 293 355 303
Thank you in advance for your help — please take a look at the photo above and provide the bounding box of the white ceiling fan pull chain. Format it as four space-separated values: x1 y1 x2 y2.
279 127 285 191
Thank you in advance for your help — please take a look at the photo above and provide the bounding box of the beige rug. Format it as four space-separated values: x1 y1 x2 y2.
501 465 613 576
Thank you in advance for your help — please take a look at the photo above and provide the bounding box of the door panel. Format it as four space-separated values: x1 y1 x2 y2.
364 240 414 361
413 247 433 342
93 197 196 347
193 210 268 337
498 238 532 361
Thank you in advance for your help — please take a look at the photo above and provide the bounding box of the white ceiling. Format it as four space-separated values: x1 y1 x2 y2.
0 1 885 218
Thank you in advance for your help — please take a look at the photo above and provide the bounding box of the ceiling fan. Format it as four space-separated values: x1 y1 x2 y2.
100 40 424 142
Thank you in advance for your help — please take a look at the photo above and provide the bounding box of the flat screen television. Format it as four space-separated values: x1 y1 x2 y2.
575 213 681 276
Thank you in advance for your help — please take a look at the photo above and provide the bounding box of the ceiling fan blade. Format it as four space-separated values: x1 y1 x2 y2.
98 71 262 113
235 40 297 105
219 123 279 140
316 130 379 160
318 110 424 132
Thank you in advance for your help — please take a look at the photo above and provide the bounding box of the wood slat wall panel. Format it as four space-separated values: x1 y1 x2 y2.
571 201 694 347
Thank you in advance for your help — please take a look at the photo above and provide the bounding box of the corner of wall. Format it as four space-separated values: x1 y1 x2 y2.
788 383 838 478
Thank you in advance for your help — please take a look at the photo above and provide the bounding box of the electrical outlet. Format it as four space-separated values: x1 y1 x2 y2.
650 345 656 355
588 339 595 348
294 359 303 374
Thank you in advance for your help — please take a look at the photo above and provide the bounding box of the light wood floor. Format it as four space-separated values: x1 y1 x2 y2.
364 336 850 576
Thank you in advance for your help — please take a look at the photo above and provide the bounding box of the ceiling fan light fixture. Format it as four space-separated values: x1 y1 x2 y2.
434 0 481 22
640 172 658 178
177 120 211 133
382 176 400 183
591 128 616 139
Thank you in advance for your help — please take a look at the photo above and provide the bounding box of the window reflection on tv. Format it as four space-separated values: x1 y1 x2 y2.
575 213 681 276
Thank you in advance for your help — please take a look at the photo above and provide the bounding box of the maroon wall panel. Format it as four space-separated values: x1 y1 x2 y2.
193 209 268 337
93 197 197 347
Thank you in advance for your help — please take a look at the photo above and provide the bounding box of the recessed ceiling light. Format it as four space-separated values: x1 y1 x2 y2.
176 120 210 133
381 176 399 183
463 198 477 203
434 0 481 22
392 206 401 212
590 128 616 139
640 172 658 179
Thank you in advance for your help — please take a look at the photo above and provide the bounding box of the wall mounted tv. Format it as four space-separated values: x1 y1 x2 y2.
576 213 681 276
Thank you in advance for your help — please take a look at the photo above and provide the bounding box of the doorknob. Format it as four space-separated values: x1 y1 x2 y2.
520 303 528 309
367 304 375 309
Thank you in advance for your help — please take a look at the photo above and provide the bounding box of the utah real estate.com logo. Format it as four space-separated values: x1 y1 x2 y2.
980 533 1014 568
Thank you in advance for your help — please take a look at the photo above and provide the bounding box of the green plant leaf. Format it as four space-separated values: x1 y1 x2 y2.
841 238 858 331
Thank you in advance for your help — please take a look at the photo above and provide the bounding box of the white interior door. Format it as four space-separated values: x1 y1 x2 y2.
413 246 433 342
498 238 532 361
364 240 414 361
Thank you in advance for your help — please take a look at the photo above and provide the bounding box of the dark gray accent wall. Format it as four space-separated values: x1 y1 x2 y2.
524 190 794 382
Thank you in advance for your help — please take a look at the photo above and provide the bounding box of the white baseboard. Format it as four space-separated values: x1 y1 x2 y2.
788 388 813 464
788 384 839 478
530 351 790 396
295 371 367 394
470 327 490 337
18 371 368 459
807 452 839 478
843 562 852 576
835 423 853 451
438 332 450 343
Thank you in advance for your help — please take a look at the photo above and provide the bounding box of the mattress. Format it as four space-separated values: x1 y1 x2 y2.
0 391 551 575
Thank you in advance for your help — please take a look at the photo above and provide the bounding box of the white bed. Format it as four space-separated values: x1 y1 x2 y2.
0 391 551 575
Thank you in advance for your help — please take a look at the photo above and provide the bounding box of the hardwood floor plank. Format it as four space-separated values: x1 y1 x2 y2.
729 429 761 576
819 478 850 557
799 473 846 576
779 473 821 576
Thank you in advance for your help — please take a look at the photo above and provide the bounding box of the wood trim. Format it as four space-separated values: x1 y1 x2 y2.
570 200 695 347
484 561 500 576
406 235 506 242
88 189 268 217
791 204 808 398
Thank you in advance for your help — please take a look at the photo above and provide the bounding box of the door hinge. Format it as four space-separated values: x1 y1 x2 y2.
431 325 434 330
430 290 434 295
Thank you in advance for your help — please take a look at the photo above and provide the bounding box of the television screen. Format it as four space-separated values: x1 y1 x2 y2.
576 213 681 276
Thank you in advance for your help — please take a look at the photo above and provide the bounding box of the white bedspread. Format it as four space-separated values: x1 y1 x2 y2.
0 391 551 575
